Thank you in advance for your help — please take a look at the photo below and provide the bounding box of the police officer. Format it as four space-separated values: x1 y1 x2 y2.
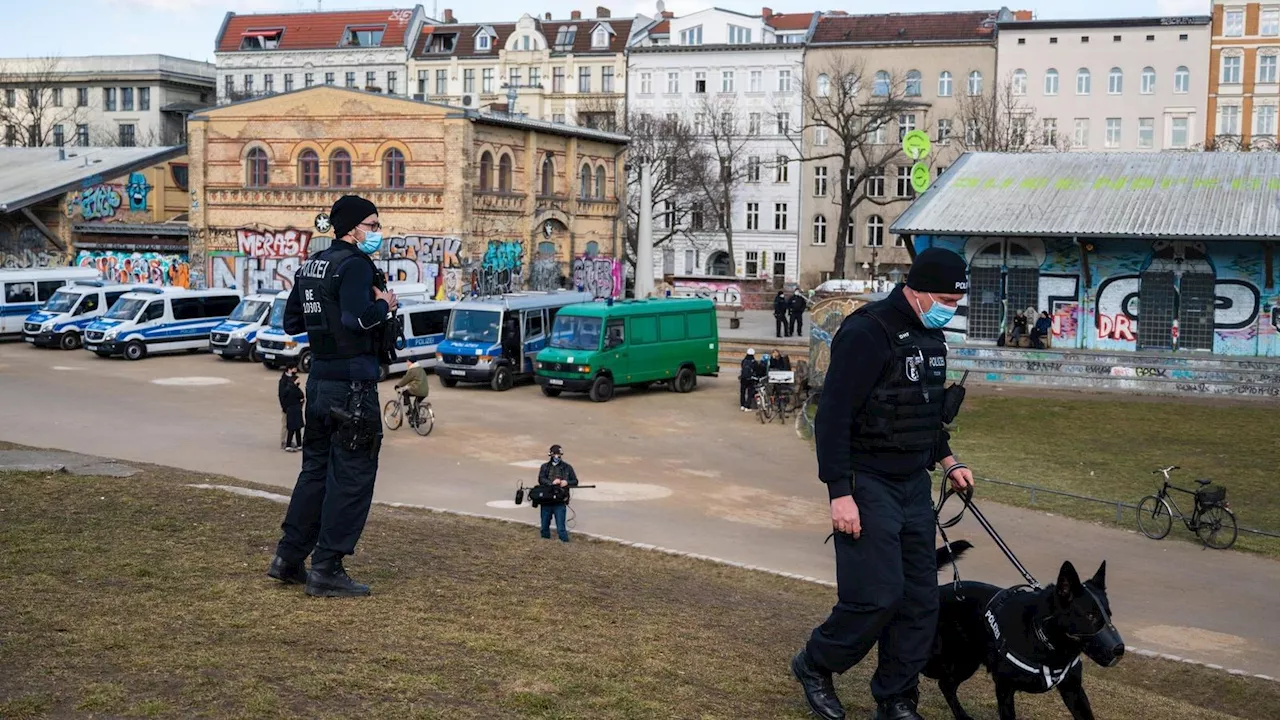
791 248 975 720
267 195 399 598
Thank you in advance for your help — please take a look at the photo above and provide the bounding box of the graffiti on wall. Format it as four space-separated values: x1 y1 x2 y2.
125 172 152 212
78 185 122 220
70 172 152 221
466 240 523 296
209 228 312 292
572 256 622 299
373 235 466 300
807 296 871 391
1 224 66 268
669 279 743 307
76 250 191 287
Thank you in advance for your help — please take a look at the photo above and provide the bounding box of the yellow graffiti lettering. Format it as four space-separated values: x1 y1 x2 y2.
1230 178 1262 190
1159 177 1188 189
1129 177 1155 190
1269 178 1280 190
1093 177 1128 190
1054 178 1084 190
1193 178 1218 189
981 178 1014 189
1019 177 1050 190
952 177 980 189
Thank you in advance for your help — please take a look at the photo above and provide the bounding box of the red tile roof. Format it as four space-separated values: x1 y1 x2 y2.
649 20 670 35
412 18 634 59
216 8 417 53
811 10 1001 45
765 12 817 32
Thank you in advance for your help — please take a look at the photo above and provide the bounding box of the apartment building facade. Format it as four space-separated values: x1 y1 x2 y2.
1208 1 1280 147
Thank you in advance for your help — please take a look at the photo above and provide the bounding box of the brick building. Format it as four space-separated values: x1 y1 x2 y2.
185 85 626 298
1207 1 1280 148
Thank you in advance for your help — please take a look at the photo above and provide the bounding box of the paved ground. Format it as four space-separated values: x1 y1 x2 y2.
1 341 1277 677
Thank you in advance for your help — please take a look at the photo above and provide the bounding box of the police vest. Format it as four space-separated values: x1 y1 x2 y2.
295 242 378 361
849 301 948 454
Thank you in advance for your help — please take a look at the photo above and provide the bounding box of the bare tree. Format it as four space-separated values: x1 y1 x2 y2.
792 57 922 279
0 57 86 147
92 125 160 148
681 93 753 272
620 111 704 268
572 95 623 133
952 72 1070 152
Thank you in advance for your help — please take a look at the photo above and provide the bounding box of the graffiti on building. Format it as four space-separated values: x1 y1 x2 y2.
78 184 123 220
807 296 871 391
125 172 151 212
373 235 465 300
208 228 312 292
530 254 563 292
0 224 66 269
77 250 191 287
468 240 525 296
669 279 743 307
572 256 622 299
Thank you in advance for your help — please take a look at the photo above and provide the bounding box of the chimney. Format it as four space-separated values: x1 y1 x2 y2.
597 6 610 18
442 8 455 23
1014 9 1034 21
571 10 581 20
762 7 772 18
662 11 673 19
545 12 552 20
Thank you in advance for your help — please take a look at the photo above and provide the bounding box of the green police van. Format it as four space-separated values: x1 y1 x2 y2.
534 298 719 402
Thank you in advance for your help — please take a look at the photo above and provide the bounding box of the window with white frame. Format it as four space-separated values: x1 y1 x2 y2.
1141 67 1155 94
774 203 788 230
817 73 831 96
896 166 914 198
871 119 887 144
1012 69 1027 95
776 112 790 134
1105 118 1122 148
814 166 828 196
1264 8 1280 36
477 33 491 51
680 25 703 45
968 70 983 95
727 24 752 44
593 25 609 48
867 168 885 197
694 71 706 93
937 118 953 142
684 248 695 273
1261 53 1278 84
774 156 789 182
747 156 761 182
1225 9 1244 37
815 126 828 146
746 202 759 229
1043 118 1058 145
1257 105 1278 137
938 70 953 96
778 69 792 92
749 70 762 93
965 118 980 145
693 113 706 135
1138 117 1154 148
866 215 884 247
1171 117 1189 147
898 113 916 140
667 71 679 93
1076 68 1091 94
906 70 922 96
1175 66 1190 93
812 215 827 245
722 70 735 93
1073 118 1089 148
640 72 652 94
873 70 890 96
745 250 759 275
1044 68 1059 95
1219 104 1241 135
482 68 494 93
748 112 761 135
1223 54 1242 84
663 200 675 228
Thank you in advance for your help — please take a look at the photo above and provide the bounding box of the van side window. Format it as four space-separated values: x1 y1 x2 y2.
687 311 713 339
4 282 35 303
144 301 165 322
410 309 448 337
604 319 625 349
630 315 658 344
524 309 545 339
659 314 686 341
172 297 202 320
37 280 65 301
205 296 240 317
78 294 100 313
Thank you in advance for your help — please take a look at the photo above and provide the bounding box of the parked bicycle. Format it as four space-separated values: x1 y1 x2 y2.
382 394 435 437
752 377 790 425
1137 466 1238 550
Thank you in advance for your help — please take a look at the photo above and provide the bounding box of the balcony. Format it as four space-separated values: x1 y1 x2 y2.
536 194 570 213
473 191 526 211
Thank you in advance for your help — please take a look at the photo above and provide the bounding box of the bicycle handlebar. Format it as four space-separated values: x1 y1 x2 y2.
1152 466 1180 476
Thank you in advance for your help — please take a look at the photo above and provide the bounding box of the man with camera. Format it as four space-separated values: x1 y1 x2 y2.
268 195 398 598
536 444 579 542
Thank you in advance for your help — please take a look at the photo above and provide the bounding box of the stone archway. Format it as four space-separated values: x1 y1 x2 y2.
529 214 570 291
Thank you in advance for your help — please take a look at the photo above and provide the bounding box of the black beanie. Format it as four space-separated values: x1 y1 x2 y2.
329 195 378 240
906 248 969 294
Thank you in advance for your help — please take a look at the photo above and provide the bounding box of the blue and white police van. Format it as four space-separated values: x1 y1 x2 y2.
435 290 593 391
82 287 242 361
22 280 138 350
255 282 433 373
208 293 276 362
387 299 456 376
1 267 100 338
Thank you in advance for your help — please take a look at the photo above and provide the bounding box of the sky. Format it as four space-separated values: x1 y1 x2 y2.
5 0 1215 62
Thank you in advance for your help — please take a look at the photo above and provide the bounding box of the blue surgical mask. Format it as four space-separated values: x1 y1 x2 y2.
918 293 957 329
552 456 561 465
357 231 383 255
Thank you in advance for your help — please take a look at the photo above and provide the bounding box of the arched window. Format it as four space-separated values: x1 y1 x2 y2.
497 153 512 192
246 147 269 187
1141 67 1156 94
579 163 592 198
905 70 922 97
594 165 606 199
967 70 983 95
298 149 319 188
383 148 405 189
540 154 555 196
1012 69 1027 96
817 73 830 97
873 70 890 96
1044 68 1059 96
329 149 351 188
866 215 884 247
708 250 731 276
478 151 493 190
1076 68 1091 95
1108 67 1123 94
938 71 953 97
1174 65 1190 94
584 240 599 257
812 214 827 245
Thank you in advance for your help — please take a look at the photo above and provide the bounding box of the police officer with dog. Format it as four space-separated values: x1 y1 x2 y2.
791 248 976 720
267 195 399 598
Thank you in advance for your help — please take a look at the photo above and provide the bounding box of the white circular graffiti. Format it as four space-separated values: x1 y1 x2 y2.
571 482 673 502
150 377 232 387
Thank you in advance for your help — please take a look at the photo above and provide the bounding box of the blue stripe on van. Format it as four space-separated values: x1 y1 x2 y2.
1 304 40 317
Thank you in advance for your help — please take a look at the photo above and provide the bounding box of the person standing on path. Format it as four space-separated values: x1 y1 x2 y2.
789 289 809 337
537 444 579 542
791 248 976 720
774 290 791 338
280 367 305 452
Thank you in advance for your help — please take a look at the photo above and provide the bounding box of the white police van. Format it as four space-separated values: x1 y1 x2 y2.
208 293 276 362
22 280 138 350
83 287 242 360
1 267 101 337
255 282 432 373
387 299 456 375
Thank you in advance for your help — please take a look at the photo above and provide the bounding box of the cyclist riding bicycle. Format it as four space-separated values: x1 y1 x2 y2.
394 359 430 417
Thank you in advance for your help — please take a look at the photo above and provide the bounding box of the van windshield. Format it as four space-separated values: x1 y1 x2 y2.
42 290 83 313
229 299 270 323
105 297 146 320
550 315 603 351
447 309 500 343
268 298 288 329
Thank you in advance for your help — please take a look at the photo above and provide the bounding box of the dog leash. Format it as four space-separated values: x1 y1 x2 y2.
936 478 1042 590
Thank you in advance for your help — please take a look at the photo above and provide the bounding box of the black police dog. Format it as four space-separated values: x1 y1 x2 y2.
925 542 1124 720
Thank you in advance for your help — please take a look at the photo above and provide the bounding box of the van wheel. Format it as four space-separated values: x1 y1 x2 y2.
94 351 112 358
59 332 81 351
491 366 513 392
123 341 146 361
541 386 562 398
249 347 263 364
589 375 614 403
674 367 697 393
297 349 313 374
440 377 458 388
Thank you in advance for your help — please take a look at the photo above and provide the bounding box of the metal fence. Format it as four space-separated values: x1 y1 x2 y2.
977 476 1280 540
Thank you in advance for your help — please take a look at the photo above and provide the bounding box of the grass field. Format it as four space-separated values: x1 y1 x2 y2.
2 465 1278 720
939 391 1280 558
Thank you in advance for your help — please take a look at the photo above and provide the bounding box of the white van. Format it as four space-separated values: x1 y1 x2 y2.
255 282 432 373
23 280 139 350
208 293 276 362
388 299 456 375
1 267 101 337
83 287 242 360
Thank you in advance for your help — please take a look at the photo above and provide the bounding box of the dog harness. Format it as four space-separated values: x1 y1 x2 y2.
983 586 1082 691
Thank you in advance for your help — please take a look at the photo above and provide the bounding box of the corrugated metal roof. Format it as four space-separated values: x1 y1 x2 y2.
0 147 187 214
890 152 1280 240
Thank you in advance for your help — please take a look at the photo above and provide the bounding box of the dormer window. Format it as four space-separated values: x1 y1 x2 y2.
344 26 385 47
240 29 282 50
554 25 577 51
428 33 457 53
592 25 609 48
477 34 491 51
679 25 703 45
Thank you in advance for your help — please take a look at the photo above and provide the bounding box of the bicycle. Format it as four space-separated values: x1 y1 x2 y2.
1137 466 1238 550
752 378 790 425
382 393 435 437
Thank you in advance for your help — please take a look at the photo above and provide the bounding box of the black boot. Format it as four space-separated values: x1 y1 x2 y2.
267 555 307 585
306 557 371 598
791 649 846 720
873 697 925 720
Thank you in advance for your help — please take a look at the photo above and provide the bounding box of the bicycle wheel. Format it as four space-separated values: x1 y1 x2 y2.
1136 495 1173 540
1196 505 1238 550
755 390 772 424
382 399 403 430
413 403 434 437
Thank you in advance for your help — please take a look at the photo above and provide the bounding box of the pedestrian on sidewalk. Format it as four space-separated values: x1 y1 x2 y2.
739 348 760 411
791 248 977 720
277 367 292 450
280 368 305 452
788 289 809 337
774 289 791 338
